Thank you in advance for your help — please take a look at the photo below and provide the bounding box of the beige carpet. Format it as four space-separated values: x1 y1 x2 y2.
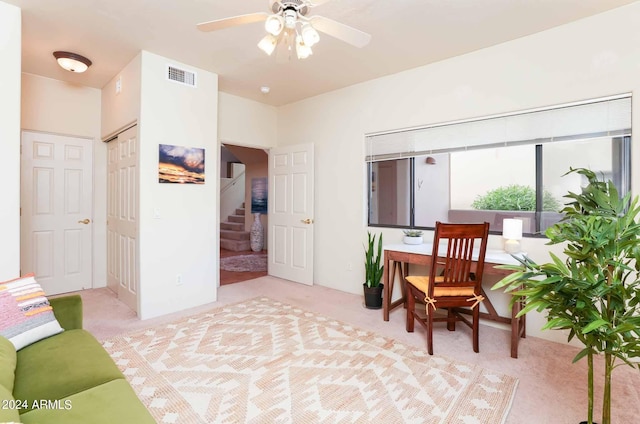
103 297 518 423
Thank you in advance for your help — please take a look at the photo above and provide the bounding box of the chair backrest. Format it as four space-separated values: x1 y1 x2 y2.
428 221 490 295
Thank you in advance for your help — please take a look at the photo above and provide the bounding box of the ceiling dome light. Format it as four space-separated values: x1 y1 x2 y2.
257 34 278 56
295 35 312 60
53 51 92 73
301 23 320 47
264 15 284 36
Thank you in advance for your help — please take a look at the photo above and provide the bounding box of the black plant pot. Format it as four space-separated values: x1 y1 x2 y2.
363 283 384 309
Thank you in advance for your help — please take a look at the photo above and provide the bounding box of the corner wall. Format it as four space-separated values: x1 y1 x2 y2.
0 2 21 280
138 51 219 319
101 54 141 139
276 3 640 343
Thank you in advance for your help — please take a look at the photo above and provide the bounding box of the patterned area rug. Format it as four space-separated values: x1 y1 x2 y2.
220 254 267 272
103 297 518 424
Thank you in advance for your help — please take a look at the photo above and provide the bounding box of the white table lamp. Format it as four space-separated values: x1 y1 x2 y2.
503 218 523 254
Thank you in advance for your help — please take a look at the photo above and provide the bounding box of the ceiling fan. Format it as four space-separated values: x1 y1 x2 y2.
197 0 371 60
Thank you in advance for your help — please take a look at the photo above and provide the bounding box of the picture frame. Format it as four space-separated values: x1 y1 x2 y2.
251 177 268 214
158 144 205 184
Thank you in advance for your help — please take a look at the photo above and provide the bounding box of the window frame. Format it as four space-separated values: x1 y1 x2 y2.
366 96 632 238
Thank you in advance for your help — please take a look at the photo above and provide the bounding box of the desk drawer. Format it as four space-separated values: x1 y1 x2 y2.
387 251 431 265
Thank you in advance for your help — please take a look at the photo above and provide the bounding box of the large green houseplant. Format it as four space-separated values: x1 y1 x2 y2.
493 168 640 424
363 232 384 309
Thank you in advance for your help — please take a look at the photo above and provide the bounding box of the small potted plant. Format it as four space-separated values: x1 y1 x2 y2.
492 168 640 424
363 231 384 309
403 229 423 245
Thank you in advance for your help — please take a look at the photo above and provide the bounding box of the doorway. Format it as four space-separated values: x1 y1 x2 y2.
219 144 268 285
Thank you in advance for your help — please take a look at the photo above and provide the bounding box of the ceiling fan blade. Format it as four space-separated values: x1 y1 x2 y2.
307 0 334 6
197 12 269 32
310 16 371 48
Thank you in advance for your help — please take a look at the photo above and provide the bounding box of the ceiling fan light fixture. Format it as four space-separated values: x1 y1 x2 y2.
53 51 92 73
301 23 320 47
283 9 297 29
264 15 284 36
198 0 372 61
257 34 278 56
295 35 312 59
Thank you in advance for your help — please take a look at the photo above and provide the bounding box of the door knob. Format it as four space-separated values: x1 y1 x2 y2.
301 218 314 224
78 219 91 224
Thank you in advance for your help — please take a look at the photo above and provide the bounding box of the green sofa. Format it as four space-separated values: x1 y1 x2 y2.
0 295 155 424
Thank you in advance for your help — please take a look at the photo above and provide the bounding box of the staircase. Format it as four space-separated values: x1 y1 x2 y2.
220 203 251 251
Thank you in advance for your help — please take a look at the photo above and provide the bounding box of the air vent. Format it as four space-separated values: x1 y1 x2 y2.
166 65 197 87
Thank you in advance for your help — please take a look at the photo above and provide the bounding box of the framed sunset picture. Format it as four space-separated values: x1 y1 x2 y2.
158 144 205 184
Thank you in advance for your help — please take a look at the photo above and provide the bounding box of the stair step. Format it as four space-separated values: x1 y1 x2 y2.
228 215 244 223
235 208 245 216
220 229 250 241
220 239 251 252
221 222 244 231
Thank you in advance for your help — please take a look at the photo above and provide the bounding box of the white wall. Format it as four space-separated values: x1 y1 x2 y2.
21 74 105 288
22 74 101 137
276 3 640 343
218 92 277 148
0 2 21 281
102 54 141 139
138 51 218 319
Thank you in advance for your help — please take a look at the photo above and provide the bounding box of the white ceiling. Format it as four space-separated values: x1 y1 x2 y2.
5 0 637 106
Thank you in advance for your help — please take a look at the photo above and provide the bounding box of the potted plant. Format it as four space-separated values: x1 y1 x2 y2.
403 229 423 245
492 168 640 424
363 231 384 309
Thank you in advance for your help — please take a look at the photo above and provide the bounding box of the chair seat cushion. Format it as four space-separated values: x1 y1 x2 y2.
406 275 475 297
13 329 124 411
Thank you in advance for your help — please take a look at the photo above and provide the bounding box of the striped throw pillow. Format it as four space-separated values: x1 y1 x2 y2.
0 274 64 350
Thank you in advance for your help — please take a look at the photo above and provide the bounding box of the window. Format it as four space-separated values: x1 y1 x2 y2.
366 96 632 236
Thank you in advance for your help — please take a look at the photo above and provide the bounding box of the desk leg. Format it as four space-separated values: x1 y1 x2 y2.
521 308 527 338
383 251 390 321
401 262 408 309
510 303 518 358
383 253 407 321
510 297 526 359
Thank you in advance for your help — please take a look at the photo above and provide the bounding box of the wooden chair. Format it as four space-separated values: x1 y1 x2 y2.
405 221 490 355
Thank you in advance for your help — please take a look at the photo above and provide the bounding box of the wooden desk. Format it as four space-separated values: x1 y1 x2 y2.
382 243 526 358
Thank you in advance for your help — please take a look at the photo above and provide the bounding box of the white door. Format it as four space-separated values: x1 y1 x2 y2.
107 126 139 313
20 131 93 295
268 143 314 284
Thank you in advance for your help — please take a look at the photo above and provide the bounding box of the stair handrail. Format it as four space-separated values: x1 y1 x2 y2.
220 170 246 227
221 170 245 195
